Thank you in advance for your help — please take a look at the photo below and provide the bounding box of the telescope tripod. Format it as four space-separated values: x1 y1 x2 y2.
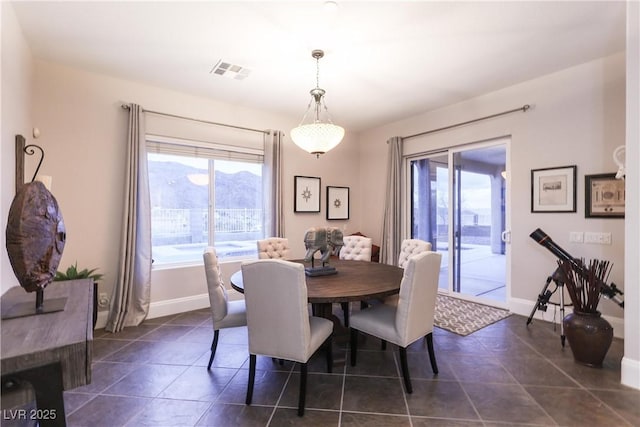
526 267 571 347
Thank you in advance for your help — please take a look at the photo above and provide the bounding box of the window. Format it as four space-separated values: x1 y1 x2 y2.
147 136 264 266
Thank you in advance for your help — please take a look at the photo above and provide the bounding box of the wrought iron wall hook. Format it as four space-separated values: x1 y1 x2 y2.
15 134 47 194
24 143 45 183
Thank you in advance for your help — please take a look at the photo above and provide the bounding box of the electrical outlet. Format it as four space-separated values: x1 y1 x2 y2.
584 232 598 243
584 232 612 245
569 232 583 243
98 293 110 308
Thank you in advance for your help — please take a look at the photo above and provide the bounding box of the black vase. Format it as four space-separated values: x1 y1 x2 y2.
563 311 613 367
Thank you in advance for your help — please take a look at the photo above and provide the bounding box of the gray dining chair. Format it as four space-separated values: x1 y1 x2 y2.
349 251 442 393
203 247 247 370
257 237 291 259
241 259 333 416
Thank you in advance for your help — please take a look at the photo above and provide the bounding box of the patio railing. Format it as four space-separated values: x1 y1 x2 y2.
151 207 262 239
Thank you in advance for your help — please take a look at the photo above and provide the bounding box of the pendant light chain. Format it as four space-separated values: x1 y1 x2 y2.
315 55 321 121
316 54 321 89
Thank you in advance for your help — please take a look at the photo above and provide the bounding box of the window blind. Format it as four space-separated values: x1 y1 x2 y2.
147 134 263 163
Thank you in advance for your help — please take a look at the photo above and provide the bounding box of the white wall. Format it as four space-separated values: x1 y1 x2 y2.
358 52 640 388
1 2 34 294
3 2 637 390
622 0 640 390
26 59 362 321
358 53 626 322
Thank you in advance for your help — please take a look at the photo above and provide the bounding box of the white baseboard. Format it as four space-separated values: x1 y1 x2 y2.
509 297 625 339
95 310 109 330
621 357 640 390
96 294 624 340
147 293 211 319
94 293 210 330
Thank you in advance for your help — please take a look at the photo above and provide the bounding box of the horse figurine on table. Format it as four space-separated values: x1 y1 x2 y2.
303 226 344 276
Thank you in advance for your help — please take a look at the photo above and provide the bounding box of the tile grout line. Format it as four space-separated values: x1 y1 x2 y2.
393 350 414 426
338 345 348 425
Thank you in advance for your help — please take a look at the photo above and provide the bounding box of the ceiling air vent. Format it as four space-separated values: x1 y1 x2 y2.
210 60 250 80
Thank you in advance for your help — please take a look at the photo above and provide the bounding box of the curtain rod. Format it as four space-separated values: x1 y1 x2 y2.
121 104 268 135
403 104 530 140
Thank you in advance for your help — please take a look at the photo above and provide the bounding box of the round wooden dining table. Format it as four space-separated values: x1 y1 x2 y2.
230 258 404 320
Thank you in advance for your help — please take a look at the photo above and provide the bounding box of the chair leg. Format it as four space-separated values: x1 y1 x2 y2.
350 328 358 366
425 332 439 374
246 354 256 405
298 363 307 416
325 335 333 373
341 302 350 327
207 330 220 370
399 347 412 394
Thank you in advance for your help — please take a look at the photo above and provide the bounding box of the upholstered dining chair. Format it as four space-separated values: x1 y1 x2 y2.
256 237 291 259
338 235 373 325
241 259 333 417
383 238 433 307
339 235 373 261
398 238 432 268
349 251 442 393
203 247 247 370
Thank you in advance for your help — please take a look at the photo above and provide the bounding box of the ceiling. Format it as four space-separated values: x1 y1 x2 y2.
11 1 626 133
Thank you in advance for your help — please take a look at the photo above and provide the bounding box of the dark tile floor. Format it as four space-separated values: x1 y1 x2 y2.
62 307 639 427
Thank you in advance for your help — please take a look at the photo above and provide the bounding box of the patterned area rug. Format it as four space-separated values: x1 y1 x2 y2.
434 295 511 336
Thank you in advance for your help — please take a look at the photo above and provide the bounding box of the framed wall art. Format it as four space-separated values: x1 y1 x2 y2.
531 165 577 213
294 176 321 213
585 173 625 218
326 186 349 220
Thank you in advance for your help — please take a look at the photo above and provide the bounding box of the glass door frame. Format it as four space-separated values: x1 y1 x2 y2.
404 137 511 308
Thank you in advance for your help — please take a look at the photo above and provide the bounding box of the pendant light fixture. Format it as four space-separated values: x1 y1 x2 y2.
290 49 344 158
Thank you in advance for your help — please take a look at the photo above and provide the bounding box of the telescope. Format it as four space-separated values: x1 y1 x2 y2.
529 228 624 308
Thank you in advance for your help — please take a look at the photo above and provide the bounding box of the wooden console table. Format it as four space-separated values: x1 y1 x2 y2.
1 279 93 426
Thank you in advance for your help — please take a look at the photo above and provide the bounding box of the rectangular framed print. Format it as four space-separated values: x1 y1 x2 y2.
531 165 577 213
585 173 625 218
294 176 321 213
326 186 349 220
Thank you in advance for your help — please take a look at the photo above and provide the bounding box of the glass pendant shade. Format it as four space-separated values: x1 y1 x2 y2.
291 49 344 157
291 122 345 156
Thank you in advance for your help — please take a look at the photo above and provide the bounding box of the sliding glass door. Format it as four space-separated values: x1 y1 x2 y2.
410 153 449 290
409 139 509 305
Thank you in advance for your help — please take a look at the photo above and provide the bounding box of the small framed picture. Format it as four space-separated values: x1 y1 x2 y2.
327 186 349 220
585 173 625 218
531 165 577 213
294 176 321 213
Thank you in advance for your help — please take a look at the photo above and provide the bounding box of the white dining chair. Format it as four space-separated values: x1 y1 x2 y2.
383 238 433 307
256 237 291 259
349 251 442 393
398 238 432 268
203 247 247 370
338 235 373 325
339 235 373 261
241 259 333 416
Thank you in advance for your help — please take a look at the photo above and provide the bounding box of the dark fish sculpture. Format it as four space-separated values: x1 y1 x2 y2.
6 181 66 292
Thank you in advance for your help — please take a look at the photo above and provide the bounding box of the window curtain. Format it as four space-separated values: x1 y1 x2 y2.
263 130 284 237
106 103 152 332
380 136 403 265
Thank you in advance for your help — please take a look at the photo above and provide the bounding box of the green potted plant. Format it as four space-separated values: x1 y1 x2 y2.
558 258 613 367
54 262 103 282
54 262 103 328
